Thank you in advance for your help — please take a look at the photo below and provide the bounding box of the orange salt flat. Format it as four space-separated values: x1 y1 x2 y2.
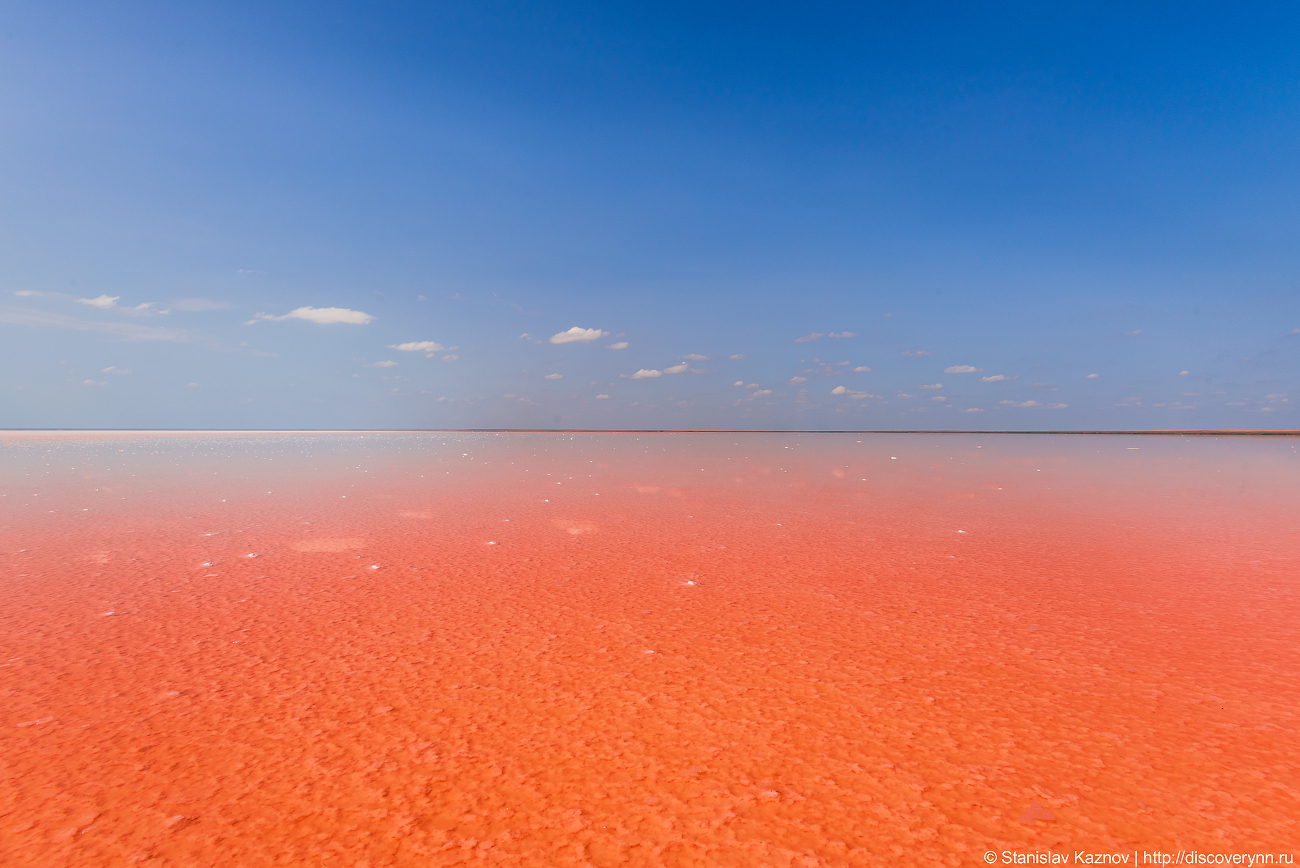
1 432 1297 866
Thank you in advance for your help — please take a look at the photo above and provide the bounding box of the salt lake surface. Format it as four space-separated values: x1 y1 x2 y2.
1 431 1297 866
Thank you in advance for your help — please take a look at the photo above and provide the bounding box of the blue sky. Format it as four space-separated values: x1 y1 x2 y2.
2 1 1298 430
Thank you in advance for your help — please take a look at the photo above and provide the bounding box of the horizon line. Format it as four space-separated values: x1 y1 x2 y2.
2 428 1298 437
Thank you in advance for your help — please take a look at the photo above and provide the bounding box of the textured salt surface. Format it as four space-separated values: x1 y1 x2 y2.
1 432 1298 866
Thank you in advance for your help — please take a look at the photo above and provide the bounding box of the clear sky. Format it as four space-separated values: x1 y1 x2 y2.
2 2 1298 430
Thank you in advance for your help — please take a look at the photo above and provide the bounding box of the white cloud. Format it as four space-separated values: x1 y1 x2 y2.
13 290 44 297
82 379 107 386
1124 329 1142 336
795 333 824 343
441 354 458 361
1086 373 1100 379
367 360 398 368
682 353 709 361
1000 400 1041 407
960 407 985 413
135 302 152 310
831 385 847 395
734 381 745 386
932 396 947 401
829 331 856 339
853 366 871 372
729 354 746 359
1179 370 1190 376
252 306 375 325
920 383 943 389
595 394 609 399
981 374 1010 382
902 350 930 357
623 369 662 379
78 295 120 309
788 376 808 384
387 340 444 350
544 373 563 380
607 341 629 349
186 382 200 389
752 389 772 396
550 326 607 344
1292 328 1300 334
171 298 230 312
944 365 981 373
100 366 132 374
663 363 690 374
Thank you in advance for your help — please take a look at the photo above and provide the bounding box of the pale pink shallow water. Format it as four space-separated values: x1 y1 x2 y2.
1 431 1298 867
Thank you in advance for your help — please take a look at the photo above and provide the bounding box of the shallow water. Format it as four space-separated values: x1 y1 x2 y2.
2 431 1298 866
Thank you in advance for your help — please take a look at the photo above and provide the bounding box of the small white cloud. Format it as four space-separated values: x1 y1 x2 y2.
931 396 947 401
920 383 943 389
607 341 629 350
788 376 808 384
1179 370 1190 376
752 389 772 396
1086 373 1100 379
682 353 709 361
1292 327 1300 334
135 302 152 310
829 332 857 339
595 394 609 399
441 354 458 361
981 374 1011 382
252 306 375 325
729 354 746 359
366 360 398 368
171 298 229 312
186 382 200 389
391 341 444 353
13 290 43 297
795 333 824 343
550 326 607 344
82 379 107 386
734 381 745 386
78 295 120 309
902 350 930 358
100 366 132 374
960 407 985 413
544 373 563 380
623 369 662 379
663 363 689 374
853 366 871 373
1124 329 1142 336
1000 399 1041 407
944 365 981 373
831 385 847 395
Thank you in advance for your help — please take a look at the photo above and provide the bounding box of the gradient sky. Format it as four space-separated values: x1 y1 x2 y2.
2 2 1298 430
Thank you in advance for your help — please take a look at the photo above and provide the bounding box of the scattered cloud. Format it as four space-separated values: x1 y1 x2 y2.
366 360 398 368
544 373 563 380
831 385 847 395
13 290 44 297
1086 373 1100 379
902 350 930 357
829 332 856 339
171 298 230 312
0 307 197 343
391 341 446 357
78 295 120 309
186 382 200 389
623 369 662 379
1154 401 1198 410
441 354 458 361
960 408 985 413
550 326 607 344
100 366 131 374
788 376 808 384
595 394 609 399
251 306 375 325
1179 370 1190 376
682 353 709 361
1292 328 1300 334
1000 400 1040 407
944 365 982 374
795 333 825 343
920 383 943 389
752 389 772 396
931 396 947 401
981 374 1011 382
853 366 871 373
135 302 152 310
1124 329 1142 336
82 379 107 387
663 363 690 374
607 341 629 350
729 354 746 359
